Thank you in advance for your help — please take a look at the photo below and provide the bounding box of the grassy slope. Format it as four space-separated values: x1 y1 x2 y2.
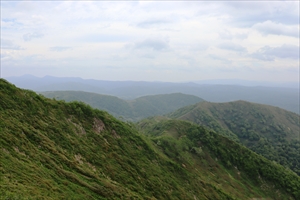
168 101 300 175
41 91 203 121
1 79 299 199
137 118 300 200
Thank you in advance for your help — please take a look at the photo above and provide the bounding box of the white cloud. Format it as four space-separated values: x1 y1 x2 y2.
221 1 299 27
217 42 247 52
23 32 44 41
218 29 249 41
252 20 299 38
137 19 172 28
78 33 132 43
208 54 232 64
49 46 72 52
134 38 169 51
218 29 233 40
1 39 24 50
1 1 299 82
251 44 299 61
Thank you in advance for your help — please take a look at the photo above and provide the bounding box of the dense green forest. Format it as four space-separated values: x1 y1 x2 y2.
41 91 203 121
167 101 300 175
1 79 300 199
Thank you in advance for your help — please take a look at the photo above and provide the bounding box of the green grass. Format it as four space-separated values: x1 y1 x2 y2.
137 118 300 199
1 79 299 200
167 100 300 175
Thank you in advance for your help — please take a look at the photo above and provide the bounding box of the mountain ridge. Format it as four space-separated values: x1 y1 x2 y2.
167 100 300 175
1 78 299 199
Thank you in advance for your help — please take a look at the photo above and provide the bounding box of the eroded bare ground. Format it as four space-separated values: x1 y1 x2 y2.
93 118 105 134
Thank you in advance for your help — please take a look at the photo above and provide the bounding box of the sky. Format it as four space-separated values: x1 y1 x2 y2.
1 1 299 82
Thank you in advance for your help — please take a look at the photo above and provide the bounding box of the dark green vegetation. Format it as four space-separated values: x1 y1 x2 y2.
137 118 300 200
168 101 300 175
1 79 299 199
41 91 203 121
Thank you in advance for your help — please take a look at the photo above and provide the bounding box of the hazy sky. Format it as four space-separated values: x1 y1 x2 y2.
1 1 299 82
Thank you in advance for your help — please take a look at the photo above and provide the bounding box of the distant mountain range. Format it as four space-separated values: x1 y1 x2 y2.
194 79 299 88
6 75 300 114
41 91 204 121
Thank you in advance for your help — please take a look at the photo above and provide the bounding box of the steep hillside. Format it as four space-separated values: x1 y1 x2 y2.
137 118 300 200
41 91 203 121
1 79 299 199
168 101 300 175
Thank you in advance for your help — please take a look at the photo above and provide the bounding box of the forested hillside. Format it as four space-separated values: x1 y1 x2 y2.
1 79 299 199
41 91 203 121
168 101 300 175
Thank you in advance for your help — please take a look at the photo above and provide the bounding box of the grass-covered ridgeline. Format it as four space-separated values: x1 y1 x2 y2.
137 118 300 199
0 79 299 199
167 101 300 175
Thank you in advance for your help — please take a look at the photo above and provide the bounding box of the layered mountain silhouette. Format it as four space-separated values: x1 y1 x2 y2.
41 91 204 121
6 75 299 114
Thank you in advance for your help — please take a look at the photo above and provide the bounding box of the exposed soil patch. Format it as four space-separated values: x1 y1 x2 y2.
93 118 105 134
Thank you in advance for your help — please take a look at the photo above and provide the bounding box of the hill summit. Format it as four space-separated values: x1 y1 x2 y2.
167 100 300 175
